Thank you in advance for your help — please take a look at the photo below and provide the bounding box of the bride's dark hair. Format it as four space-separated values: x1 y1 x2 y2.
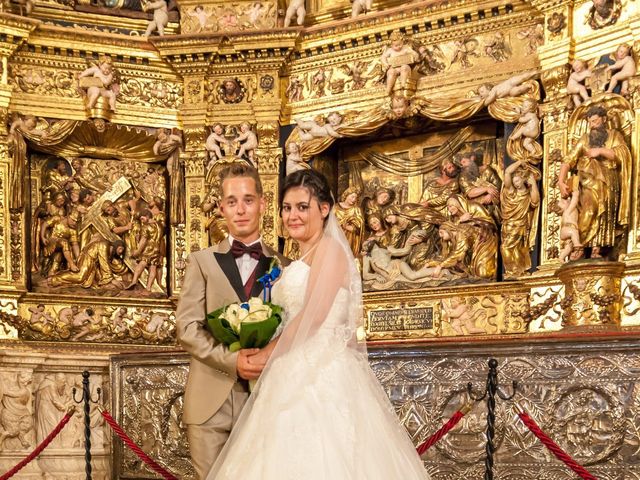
281 169 335 210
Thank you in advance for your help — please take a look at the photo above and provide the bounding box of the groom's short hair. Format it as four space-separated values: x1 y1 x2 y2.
218 163 263 196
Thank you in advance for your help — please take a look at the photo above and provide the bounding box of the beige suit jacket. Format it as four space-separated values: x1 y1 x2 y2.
176 237 285 425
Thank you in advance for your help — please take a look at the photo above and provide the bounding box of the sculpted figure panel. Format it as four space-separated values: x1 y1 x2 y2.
337 131 512 291
30 156 169 296
558 104 632 259
0 372 34 450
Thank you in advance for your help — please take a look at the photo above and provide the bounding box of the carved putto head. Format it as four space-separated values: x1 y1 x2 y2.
390 96 409 119
571 59 588 72
327 112 343 127
615 43 631 59
388 31 406 50
98 55 113 74
286 141 300 155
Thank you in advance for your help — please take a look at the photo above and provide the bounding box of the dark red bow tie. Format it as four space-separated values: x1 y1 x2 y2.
231 240 262 260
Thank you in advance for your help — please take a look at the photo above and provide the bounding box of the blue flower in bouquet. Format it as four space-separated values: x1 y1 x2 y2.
258 258 282 302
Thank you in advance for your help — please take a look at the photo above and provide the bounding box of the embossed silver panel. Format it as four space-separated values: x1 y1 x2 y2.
111 340 640 479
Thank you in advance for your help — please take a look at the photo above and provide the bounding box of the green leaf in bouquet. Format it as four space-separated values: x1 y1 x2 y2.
239 315 281 349
206 308 239 346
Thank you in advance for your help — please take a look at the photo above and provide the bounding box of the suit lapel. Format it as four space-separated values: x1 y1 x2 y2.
250 255 272 299
214 249 247 302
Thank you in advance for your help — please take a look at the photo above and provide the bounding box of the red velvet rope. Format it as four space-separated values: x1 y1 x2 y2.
0 410 74 480
100 410 178 480
517 410 597 480
416 407 468 455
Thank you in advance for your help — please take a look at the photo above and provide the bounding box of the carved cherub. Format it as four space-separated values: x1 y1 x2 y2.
187 5 211 32
27 304 54 328
567 59 592 107
606 43 636 95
235 122 258 167
415 43 446 76
351 0 372 18
517 24 544 55
110 307 132 336
484 32 511 62
142 0 169 36
296 112 343 141
380 31 420 95
388 95 409 119
78 56 119 111
556 189 582 262
476 70 537 106
245 2 270 26
284 0 305 27
442 297 486 335
511 99 541 156
450 38 479 69
9 114 42 138
205 124 229 168
285 141 309 176
153 128 182 173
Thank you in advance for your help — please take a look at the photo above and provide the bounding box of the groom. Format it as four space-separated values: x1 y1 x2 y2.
176 163 286 479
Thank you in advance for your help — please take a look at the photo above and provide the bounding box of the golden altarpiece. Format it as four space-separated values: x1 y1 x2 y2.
1 0 640 477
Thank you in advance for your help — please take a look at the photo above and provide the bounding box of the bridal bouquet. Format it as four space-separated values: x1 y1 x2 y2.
207 297 283 352
207 260 283 352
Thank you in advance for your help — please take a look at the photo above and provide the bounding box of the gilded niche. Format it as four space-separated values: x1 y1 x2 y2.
19 121 179 299
339 125 506 291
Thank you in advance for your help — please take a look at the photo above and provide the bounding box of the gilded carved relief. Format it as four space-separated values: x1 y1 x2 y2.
285 25 541 105
340 130 503 291
4 302 176 344
372 341 640 479
180 1 276 34
30 155 169 296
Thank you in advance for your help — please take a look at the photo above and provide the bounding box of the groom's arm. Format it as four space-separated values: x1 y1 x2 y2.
176 252 239 378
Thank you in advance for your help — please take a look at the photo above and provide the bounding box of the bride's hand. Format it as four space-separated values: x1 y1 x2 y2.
247 340 278 369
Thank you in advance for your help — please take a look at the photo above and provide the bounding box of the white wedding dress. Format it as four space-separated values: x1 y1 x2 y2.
207 259 430 479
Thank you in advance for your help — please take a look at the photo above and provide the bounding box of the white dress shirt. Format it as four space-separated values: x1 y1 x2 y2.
228 234 261 285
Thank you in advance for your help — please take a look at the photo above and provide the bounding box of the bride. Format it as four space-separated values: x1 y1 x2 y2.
206 170 430 479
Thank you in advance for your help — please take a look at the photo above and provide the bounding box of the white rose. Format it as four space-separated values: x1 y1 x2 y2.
244 304 273 323
247 297 265 313
223 304 242 333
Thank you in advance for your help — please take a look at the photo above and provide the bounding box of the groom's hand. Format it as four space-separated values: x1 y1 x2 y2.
237 348 263 380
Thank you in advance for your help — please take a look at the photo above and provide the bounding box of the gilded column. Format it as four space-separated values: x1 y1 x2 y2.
0 16 38 290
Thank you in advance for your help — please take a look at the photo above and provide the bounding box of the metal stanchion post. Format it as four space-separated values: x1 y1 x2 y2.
467 358 517 480
73 371 101 480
